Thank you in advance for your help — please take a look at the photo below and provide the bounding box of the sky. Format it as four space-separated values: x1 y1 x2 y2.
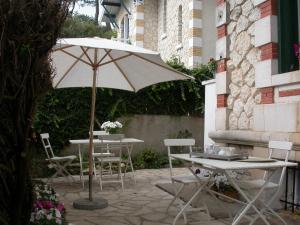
73 1 104 18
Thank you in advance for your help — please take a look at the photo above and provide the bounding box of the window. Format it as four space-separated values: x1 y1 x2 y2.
278 0 299 73
163 0 167 34
120 15 129 41
120 18 124 39
124 15 129 40
178 5 183 43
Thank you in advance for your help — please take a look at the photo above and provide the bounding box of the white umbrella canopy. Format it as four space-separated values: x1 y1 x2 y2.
52 37 192 91
51 37 193 207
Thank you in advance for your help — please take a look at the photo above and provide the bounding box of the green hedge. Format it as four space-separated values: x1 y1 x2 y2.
34 57 216 151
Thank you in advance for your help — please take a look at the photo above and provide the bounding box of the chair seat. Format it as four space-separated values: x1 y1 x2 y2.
238 179 279 190
97 156 121 163
172 175 209 184
49 155 77 161
93 152 114 157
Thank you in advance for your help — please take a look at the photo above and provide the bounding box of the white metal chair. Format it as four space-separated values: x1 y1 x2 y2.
164 139 210 225
94 134 124 191
77 131 110 189
40 133 77 182
90 130 112 178
237 140 293 225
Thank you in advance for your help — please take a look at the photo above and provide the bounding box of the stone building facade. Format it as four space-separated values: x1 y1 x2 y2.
211 0 300 160
106 0 217 67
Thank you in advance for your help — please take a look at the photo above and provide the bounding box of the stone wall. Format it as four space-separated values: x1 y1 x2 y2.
67 115 204 155
143 0 158 50
114 0 216 68
226 0 261 130
157 0 190 65
211 0 300 162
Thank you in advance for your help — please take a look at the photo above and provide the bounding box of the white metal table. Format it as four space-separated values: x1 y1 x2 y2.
70 138 144 184
170 153 297 225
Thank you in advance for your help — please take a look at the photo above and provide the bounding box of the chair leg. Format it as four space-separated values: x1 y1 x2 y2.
109 162 113 176
123 161 128 178
99 161 103 191
119 161 124 191
80 167 84 189
93 159 98 178
167 182 184 211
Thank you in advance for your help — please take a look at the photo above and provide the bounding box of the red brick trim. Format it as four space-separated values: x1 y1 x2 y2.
260 87 274 104
217 94 228 108
217 59 227 73
217 0 225 6
279 89 300 97
260 43 278 61
217 25 227 38
259 0 278 18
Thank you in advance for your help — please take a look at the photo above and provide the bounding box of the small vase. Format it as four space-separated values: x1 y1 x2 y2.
108 128 119 134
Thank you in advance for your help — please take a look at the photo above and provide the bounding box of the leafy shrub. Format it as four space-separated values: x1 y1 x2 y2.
133 148 182 169
61 14 116 38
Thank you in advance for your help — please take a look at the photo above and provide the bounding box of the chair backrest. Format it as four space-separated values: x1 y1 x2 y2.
40 133 55 160
265 140 293 185
164 138 195 177
268 141 293 162
98 134 124 157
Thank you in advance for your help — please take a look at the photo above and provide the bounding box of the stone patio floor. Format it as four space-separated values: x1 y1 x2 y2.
51 168 300 225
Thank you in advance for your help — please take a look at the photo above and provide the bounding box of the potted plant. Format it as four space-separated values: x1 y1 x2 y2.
100 121 123 134
30 182 68 225
213 174 239 202
195 169 241 202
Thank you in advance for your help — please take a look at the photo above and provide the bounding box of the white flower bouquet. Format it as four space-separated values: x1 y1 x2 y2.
101 121 123 134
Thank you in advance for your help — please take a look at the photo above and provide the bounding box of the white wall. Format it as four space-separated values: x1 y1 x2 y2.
202 79 216 146
202 0 217 64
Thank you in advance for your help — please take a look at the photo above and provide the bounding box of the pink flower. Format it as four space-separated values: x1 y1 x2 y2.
57 203 65 212
35 200 54 210
293 44 300 57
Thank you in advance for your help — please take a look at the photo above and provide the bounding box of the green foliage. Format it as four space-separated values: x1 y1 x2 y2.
0 1 69 224
133 148 169 169
61 14 117 38
34 58 216 151
176 129 193 139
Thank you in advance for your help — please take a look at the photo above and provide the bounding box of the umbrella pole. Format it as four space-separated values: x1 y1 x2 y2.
73 66 108 210
88 67 97 201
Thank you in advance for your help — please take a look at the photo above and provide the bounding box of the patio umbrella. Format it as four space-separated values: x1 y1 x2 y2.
51 37 193 209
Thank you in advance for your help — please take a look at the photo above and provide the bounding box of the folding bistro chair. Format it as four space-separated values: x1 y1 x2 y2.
164 139 210 225
40 133 77 182
235 140 293 225
90 130 113 178
94 134 124 191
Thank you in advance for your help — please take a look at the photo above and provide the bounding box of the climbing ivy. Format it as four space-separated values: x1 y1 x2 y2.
34 57 216 151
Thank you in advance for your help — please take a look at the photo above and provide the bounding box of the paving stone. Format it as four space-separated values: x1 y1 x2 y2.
50 168 299 225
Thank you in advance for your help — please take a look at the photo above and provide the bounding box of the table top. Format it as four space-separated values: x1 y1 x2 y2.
70 138 144 144
170 154 298 170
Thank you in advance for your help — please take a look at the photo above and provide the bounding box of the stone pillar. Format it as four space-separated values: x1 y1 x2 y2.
188 0 203 68
134 1 145 47
253 0 278 103
215 0 229 130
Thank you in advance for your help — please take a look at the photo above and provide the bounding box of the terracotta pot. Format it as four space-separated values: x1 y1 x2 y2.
218 190 239 203
212 186 239 203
